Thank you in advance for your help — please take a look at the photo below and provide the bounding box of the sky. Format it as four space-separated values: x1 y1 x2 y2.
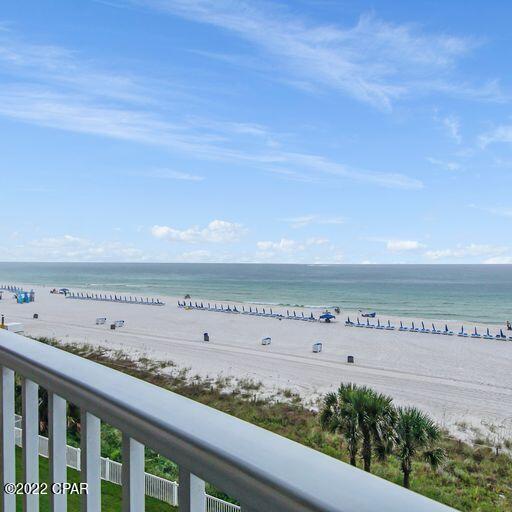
1 0 512 264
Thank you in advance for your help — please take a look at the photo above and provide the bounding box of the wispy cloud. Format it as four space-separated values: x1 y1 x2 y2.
426 157 461 171
386 240 425 251
442 115 462 143
145 169 205 181
479 124 512 147
0 27 422 190
470 204 512 218
425 244 508 260
131 1 500 109
281 214 346 228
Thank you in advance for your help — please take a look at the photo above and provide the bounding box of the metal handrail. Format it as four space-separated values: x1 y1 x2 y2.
0 330 455 511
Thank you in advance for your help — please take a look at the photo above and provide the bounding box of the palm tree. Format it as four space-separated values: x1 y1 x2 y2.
320 383 360 466
354 387 394 472
392 406 445 488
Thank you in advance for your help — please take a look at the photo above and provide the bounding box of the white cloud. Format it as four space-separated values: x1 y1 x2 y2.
256 238 304 253
442 115 462 143
306 237 329 246
22 234 145 261
146 169 204 181
479 124 512 148
151 220 246 243
483 256 512 264
425 244 508 260
386 240 425 251
134 1 499 109
282 214 346 228
0 28 423 192
426 157 461 171
470 205 512 218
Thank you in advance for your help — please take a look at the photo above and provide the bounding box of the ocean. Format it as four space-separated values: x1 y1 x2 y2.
0 263 511 323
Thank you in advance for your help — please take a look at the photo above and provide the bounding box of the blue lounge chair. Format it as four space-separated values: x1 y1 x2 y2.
385 320 395 330
420 321 430 333
496 329 507 340
471 327 481 338
442 324 453 336
483 328 494 340
410 322 419 333
431 323 441 334
345 317 354 326
458 326 468 338
355 317 365 327
365 318 375 328
375 319 385 330
399 321 408 332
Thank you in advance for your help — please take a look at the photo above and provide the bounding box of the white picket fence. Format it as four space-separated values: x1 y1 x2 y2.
14 416 240 511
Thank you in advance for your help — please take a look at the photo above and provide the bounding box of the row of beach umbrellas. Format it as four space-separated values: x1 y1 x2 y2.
345 317 511 340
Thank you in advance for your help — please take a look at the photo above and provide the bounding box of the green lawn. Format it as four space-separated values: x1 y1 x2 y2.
14 447 176 511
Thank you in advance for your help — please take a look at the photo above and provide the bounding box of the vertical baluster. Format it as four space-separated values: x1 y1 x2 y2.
49 393 67 512
80 410 101 512
122 434 145 511
178 467 205 512
22 378 39 512
0 367 15 512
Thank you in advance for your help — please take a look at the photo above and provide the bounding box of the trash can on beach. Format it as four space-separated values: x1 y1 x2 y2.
312 342 323 353
347 355 354 364
203 332 209 342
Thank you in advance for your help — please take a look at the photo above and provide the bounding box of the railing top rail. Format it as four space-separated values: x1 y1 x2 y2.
0 331 454 512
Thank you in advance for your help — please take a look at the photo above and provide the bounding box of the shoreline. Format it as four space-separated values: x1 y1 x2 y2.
1 283 512 440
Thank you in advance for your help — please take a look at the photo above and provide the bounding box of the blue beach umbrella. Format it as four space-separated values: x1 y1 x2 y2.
320 312 335 321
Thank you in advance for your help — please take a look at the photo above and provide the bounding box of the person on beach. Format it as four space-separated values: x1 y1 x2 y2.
507 320 512 331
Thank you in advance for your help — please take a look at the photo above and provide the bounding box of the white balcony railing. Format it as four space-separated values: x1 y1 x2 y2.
0 329 456 511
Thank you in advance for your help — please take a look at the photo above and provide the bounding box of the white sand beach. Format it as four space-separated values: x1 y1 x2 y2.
2 284 512 439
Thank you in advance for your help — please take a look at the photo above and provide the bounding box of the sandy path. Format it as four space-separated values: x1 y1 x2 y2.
1 284 512 438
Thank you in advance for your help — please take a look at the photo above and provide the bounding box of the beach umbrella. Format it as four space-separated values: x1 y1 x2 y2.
242 306 245 312
249 306 252 312
263 308 266 314
270 308 273 315
287 310 290 316
320 312 335 321
293 311 296 317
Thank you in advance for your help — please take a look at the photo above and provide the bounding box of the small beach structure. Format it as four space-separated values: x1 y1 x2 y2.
312 342 323 353
261 336 271 345
203 332 210 342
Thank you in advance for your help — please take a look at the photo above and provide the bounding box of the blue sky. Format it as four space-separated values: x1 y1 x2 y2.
1 0 512 263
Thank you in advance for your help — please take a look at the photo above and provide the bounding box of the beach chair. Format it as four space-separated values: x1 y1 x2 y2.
496 329 507 340
410 322 419 333
95 317 106 325
457 326 468 338
471 327 481 338
483 328 494 340
355 317 364 327
399 321 408 332
385 320 395 330
345 317 354 326
420 322 430 333
375 319 385 330
431 323 441 334
442 324 453 336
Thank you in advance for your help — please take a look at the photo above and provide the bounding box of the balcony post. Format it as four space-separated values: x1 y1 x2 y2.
178 467 206 512
80 410 101 512
122 434 145 511
0 367 15 512
22 378 39 512
49 392 67 512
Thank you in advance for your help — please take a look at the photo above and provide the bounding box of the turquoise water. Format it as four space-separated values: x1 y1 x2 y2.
0 263 511 323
